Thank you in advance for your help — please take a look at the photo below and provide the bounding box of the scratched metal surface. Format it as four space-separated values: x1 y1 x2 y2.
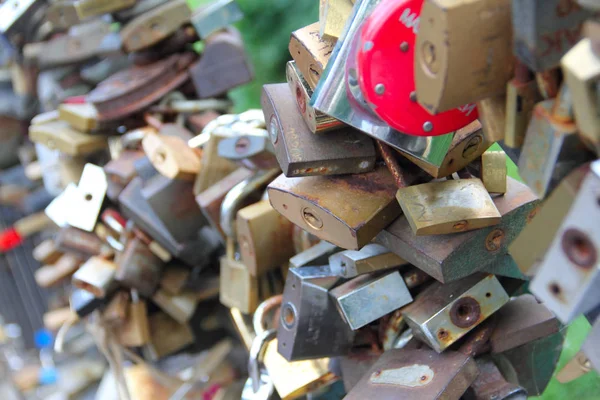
0 205 48 349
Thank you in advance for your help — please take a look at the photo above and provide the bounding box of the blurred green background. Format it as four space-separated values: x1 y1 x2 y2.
188 0 600 398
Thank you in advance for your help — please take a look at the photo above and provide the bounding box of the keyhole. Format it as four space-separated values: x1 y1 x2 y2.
301 207 323 230
235 137 250 154
462 135 482 159
84 193 93 201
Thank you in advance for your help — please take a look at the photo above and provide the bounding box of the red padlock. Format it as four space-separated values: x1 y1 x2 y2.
356 0 478 137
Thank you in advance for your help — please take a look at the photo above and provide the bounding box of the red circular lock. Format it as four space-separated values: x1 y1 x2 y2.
356 0 478 137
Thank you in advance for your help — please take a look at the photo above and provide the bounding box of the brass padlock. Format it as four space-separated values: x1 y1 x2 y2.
145 312 194 360
115 237 163 297
120 0 191 52
489 294 559 354
530 160 600 323
286 61 343 134
159 266 190 295
289 22 336 90
192 127 238 196
319 0 353 40
262 83 376 177
32 239 63 265
189 28 254 99
278 265 354 361
396 179 502 236
46 1 81 31
58 103 107 134
103 291 129 327
481 150 507 194
330 271 413 330
415 0 514 114
512 0 594 72
477 94 507 143
268 166 400 250
142 133 201 181
29 120 108 156
152 289 198 324
196 167 254 241
562 37 600 153
117 291 151 347
504 62 543 149
509 164 590 276
344 348 479 399
402 273 509 353
401 120 492 179
328 243 406 278
236 200 295 276
74 0 137 19
376 177 538 283
518 84 594 198
72 256 118 299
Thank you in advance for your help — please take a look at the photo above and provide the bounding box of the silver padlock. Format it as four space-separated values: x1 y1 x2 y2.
328 243 406 278
289 240 339 269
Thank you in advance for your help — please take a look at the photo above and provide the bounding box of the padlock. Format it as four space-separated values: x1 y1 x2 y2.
330 271 413 330
530 161 600 323
481 150 507 194
54 226 107 258
29 120 108 156
46 1 81 31
115 237 163 298
477 94 507 143
492 329 565 396
268 165 400 250
145 312 194 360
319 0 353 40
328 243 406 278
120 0 191 52
415 0 514 114
396 179 502 236
80 55 133 86
66 163 108 232
189 28 254 99
218 135 279 171
512 0 594 72
193 133 238 195
402 273 509 353
289 22 336 90
72 256 118 299
219 242 261 315
311 1 455 169
277 265 355 361
152 289 198 324
582 317 600 373
377 177 538 283
344 348 479 399
115 292 151 348
354 0 479 137
509 164 587 276
402 120 492 179
87 52 196 122
34 253 82 288
134 154 160 183
286 61 343 134
141 174 206 242
489 294 559 353
289 240 339 269
70 288 105 318
104 150 145 201
58 103 109 134
196 167 254 241
262 83 376 177
463 357 527 400
504 62 543 149
103 291 129 327
190 0 244 39
518 84 595 199
73 0 136 19
119 177 218 266
562 37 600 153
236 200 295 276
142 132 201 181
32 239 63 265
159 266 190 296
24 29 122 70
556 350 593 384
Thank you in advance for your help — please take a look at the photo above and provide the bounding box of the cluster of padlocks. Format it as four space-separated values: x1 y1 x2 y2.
0 0 599 399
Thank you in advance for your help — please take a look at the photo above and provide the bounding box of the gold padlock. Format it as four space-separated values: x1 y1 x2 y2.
416 0 514 114
289 23 336 90
142 132 201 181
481 150 507 194
58 103 104 133
319 0 353 40
29 120 109 156
236 199 295 277
159 266 190 296
477 93 507 143
504 62 542 149
219 239 259 314
145 312 194 360
152 289 198 324
117 291 151 347
396 179 502 236
193 128 238 195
